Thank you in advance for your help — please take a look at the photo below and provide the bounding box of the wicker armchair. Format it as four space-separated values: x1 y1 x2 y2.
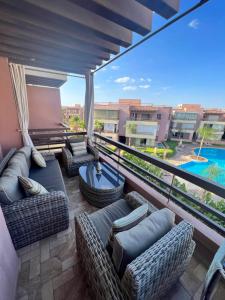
62 139 98 177
75 193 195 300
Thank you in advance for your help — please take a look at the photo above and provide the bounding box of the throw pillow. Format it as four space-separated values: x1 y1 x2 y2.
112 208 175 277
32 148 46 168
71 142 87 157
18 176 48 196
108 203 148 249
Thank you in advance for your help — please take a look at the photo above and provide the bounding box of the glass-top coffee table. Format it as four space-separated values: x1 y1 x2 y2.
79 162 125 207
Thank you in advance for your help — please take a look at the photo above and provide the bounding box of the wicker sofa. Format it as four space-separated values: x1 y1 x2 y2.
62 137 98 176
0 147 69 249
75 192 195 300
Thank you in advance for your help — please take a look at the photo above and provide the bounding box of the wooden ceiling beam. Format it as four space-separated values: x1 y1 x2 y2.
71 0 152 36
24 0 132 47
0 31 104 65
0 1 120 55
5 54 89 75
0 46 96 70
136 0 179 19
0 19 110 61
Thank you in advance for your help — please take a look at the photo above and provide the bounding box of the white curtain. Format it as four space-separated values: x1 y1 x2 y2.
84 71 94 143
9 63 33 146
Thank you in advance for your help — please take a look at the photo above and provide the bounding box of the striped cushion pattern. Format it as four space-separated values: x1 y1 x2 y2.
108 204 148 247
32 148 46 168
18 176 48 196
71 142 87 157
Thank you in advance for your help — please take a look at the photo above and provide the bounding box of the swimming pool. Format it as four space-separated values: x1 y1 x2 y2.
180 148 225 186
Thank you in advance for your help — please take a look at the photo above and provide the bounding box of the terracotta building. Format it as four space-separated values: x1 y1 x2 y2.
94 99 172 146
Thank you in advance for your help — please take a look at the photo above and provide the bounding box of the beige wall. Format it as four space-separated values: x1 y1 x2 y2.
0 57 22 155
27 85 62 129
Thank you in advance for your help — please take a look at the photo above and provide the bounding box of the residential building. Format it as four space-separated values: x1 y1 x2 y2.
170 104 203 142
94 103 120 140
94 100 172 146
125 105 172 146
199 109 225 144
62 104 83 124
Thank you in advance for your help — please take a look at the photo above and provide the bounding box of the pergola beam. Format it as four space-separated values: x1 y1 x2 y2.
0 47 95 71
0 1 120 55
8 56 88 75
72 0 152 36
0 32 104 65
24 0 132 47
137 0 179 19
0 19 110 61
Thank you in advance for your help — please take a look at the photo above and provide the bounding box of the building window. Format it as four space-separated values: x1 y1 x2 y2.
130 112 137 120
157 114 161 120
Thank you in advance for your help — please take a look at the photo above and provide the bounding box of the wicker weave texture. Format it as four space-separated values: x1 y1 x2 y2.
2 191 69 249
62 146 96 177
75 199 195 300
122 221 195 300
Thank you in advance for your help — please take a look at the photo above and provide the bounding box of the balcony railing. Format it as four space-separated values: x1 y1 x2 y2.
93 133 225 236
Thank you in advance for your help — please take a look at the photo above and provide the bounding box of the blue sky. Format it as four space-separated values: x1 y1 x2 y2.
60 0 225 108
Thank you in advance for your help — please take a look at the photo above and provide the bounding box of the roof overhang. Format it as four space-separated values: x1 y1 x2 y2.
0 0 180 74
25 66 67 88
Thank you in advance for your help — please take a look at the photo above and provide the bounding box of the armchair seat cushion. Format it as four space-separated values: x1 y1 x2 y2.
112 208 175 276
72 153 94 164
89 199 132 248
29 159 66 194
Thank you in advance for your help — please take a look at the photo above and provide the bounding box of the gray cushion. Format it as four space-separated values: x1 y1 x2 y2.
109 204 148 248
18 176 48 196
71 142 87 157
125 191 149 209
8 153 29 177
89 199 133 248
112 208 175 277
17 146 32 169
29 159 66 194
0 175 25 205
72 153 94 163
31 148 46 168
0 160 26 205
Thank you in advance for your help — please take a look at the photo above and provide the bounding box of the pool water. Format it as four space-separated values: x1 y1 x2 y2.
180 148 225 186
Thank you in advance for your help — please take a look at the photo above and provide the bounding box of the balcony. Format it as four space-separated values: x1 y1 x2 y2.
11 132 224 299
0 0 224 299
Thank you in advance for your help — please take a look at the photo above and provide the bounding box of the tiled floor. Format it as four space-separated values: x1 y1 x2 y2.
16 174 224 300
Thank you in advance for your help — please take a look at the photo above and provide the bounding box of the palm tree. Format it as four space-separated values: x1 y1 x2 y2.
203 164 223 181
125 123 137 146
94 119 104 133
202 164 223 201
197 126 215 158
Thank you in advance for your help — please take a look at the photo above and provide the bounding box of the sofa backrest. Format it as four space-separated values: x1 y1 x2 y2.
0 146 32 205
0 207 19 300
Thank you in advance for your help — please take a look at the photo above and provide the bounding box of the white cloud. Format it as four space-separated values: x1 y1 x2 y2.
101 67 107 72
114 76 130 83
95 85 101 89
147 78 152 82
162 86 171 91
140 77 145 82
188 19 199 29
139 84 150 89
123 86 137 91
111 65 120 70
130 78 136 83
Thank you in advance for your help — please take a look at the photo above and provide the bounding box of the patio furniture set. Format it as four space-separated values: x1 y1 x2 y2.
0 138 224 300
